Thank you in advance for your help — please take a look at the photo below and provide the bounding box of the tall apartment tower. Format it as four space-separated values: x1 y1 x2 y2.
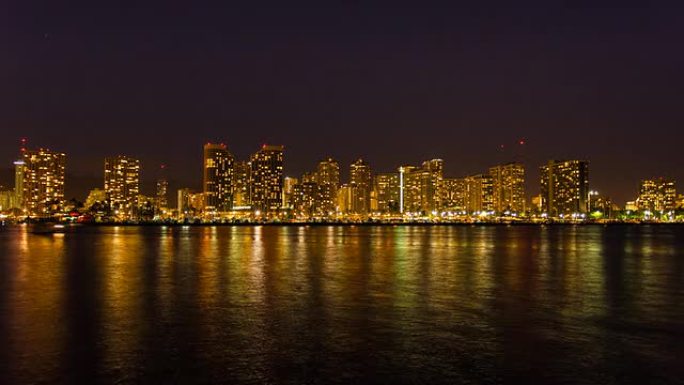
13 138 27 210
282 176 298 209
397 160 443 215
540 160 589 217
350 159 372 214
317 158 340 214
13 159 25 210
232 160 251 207
177 188 192 219
374 172 401 214
104 155 141 217
250 144 284 213
203 143 234 213
442 178 467 212
420 159 443 213
464 174 494 214
637 178 676 212
156 164 169 212
489 162 525 214
21 148 66 216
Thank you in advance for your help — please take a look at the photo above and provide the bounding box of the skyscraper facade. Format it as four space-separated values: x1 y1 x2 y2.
442 178 467 212
250 145 284 213
292 181 321 217
637 178 676 212
349 159 372 214
489 162 525 214
203 143 234 213
104 155 140 217
464 174 494 214
317 158 340 214
540 160 589 216
374 172 400 214
282 176 298 209
398 160 443 215
22 148 66 216
232 160 251 207
420 159 443 213
337 184 366 215
400 166 422 214
13 160 24 210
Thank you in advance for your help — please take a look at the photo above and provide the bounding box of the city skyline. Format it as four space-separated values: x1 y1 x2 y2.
1 138 681 222
0 138 676 206
1 136 682 208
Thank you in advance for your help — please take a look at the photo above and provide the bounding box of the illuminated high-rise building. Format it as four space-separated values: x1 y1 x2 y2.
13 138 27 211
301 171 318 183
21 148 66 216
317 158 340 214
250 144 284 213
374 172 400 214
292 181 321 217
637 179 658 212
637 178 676 212
464 174 494 214
489 162 525 214
156 179 168 211
282 176 298 209
137 194 156 220
176 189 205 218
203 143 234 213
232 160 251 207
401 166 422 214
13 160 24 210
350 159 372 214
177 188 193 219
442 178 467 212
420 159 443 213
540 160 589 216
398 160 442 215
104 155 140 217
337 184 365 215
399 166 420 214
156 164 168 212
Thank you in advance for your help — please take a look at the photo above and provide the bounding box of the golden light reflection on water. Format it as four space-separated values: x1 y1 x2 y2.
3 228 66 382
1 225 683 384
100 226 145 379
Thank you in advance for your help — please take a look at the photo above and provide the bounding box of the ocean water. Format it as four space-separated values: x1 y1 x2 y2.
0 225 682 384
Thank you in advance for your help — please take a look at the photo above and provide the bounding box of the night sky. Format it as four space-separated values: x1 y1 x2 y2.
2 1 683 204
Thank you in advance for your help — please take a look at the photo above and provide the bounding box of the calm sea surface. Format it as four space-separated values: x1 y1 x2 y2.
0 225 683 384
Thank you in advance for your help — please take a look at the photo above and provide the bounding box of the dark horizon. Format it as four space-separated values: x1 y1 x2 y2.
2 1 683 204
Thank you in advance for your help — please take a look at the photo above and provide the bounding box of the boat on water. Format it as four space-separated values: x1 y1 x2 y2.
30 223 67 234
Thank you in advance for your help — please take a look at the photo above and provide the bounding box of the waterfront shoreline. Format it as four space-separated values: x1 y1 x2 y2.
7 221 683 227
